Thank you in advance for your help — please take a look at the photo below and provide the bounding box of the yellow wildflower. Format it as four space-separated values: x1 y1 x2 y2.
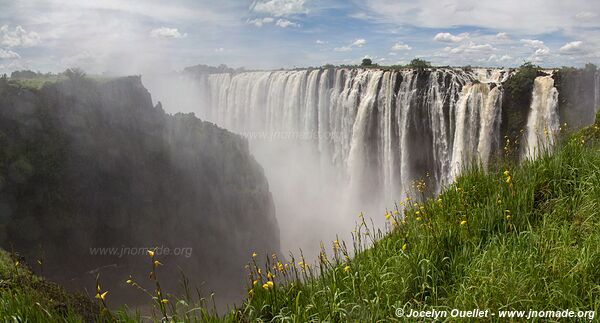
126 279 133 285
154 260 162 266
96 291 108 301
253 280 258 286
252 252 257 258
460 220 467 226
415 211 420 216
262 281 274 290
416 217 422 221
402 243 408 251
248 289 254 297
161 299 169 304
343 265 351 273
505 176 511 184
385 213 391 220
147 250 155 258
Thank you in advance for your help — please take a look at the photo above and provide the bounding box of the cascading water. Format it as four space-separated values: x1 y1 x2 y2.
523 74 560 160
165 67 566 257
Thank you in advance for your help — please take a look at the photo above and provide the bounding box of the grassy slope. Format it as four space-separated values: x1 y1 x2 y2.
221 115 600 322
0 249 101 322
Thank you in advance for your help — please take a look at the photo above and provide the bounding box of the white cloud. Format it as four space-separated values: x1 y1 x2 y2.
335 38 367 52
360 0 600 34
559 41 584 54
488 54 512 62
521 39 545 48
1 25 41 48
0 48 21 59
150 27 187 39
444 41 495 54
391 41 411 51
520 38 550 61
575 12 598 20
352 39 367 47
433 32 469 43
251 0 308 17
495 32 509 39
316 40 326 44
276 19 299 28
247 17 275 27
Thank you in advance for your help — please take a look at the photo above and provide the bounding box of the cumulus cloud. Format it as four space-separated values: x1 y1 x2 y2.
391 41 411 51
495 32 509 39
251 0 308 17
575 12 598 21
0 48 21 59
360 0 600 35
335 38 366 52
1 25 41 48
559 41 584 54
444 41 495 54
488 54 512 62
521 39 550 62
150 27 187 39
276 19 300 28
247 17 275 27
433 32 469 43
316 40 326 44
521 39 545 48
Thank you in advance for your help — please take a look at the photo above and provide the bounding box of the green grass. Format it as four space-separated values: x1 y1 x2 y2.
0 249 104 322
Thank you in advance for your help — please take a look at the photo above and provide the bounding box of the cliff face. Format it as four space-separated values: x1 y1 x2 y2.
0 76 279 304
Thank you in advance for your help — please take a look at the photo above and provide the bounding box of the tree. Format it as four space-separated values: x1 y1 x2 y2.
361 58 373 67
64 68 86 81
409 58 431 69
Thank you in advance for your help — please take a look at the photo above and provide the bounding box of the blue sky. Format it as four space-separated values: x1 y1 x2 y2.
0 0 599 74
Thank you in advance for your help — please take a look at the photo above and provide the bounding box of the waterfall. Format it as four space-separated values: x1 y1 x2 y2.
164 67 570 257
450 83 503 179
197 68 513 202
523 75 560 160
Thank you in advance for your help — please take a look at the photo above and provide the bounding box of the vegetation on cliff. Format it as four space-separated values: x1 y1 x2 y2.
0 249 101 322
